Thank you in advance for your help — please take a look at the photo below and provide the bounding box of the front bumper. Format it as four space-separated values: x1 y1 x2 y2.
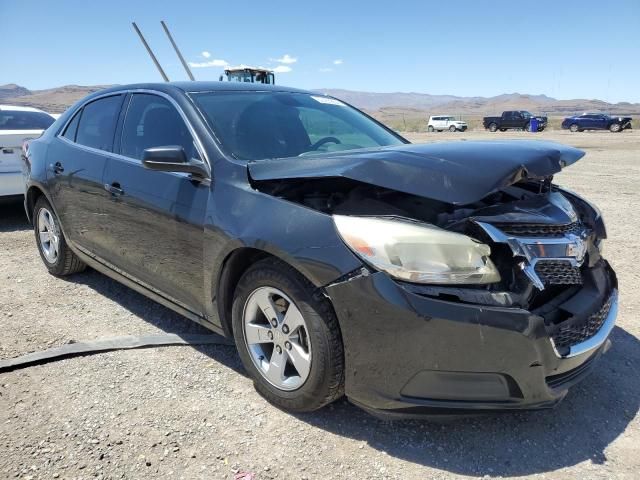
326 261 617 418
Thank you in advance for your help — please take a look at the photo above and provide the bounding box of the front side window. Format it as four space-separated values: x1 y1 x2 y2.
191 91 404 161
0 110 55 130
120 94 198 161
75 95 123 151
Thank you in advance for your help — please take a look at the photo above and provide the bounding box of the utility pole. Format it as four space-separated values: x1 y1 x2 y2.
131 22 170 82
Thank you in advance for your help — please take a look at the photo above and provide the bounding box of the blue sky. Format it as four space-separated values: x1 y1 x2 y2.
1 0 639 102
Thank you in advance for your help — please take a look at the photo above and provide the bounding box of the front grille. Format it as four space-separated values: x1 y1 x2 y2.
496 222 583 238
551 294 614 350
535 260 582 285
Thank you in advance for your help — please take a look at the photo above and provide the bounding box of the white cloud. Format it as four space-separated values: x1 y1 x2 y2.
319 67 333 73
273 65 292 73
202 51 211 58
274 54 297 64
333 59 343 65
189 59 229 68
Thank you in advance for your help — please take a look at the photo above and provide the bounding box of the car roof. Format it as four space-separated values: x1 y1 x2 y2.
94 81 313 97
0 104 49 113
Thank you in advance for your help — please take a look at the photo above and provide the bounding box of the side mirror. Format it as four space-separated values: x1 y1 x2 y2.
142 146 208 178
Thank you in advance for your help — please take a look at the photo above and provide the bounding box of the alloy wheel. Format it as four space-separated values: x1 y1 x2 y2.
242 286 312 391
38 207 60 263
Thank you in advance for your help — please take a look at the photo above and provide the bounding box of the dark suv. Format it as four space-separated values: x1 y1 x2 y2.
23 83 617 418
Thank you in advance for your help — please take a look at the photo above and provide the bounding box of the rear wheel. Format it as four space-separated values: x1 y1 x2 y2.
488 123 498 132
33 197 86 276
610 123 621 132
449 125 456 132
427 125 434 132
232 258 344 412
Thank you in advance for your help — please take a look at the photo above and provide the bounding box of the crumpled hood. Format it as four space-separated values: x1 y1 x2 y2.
248 140 585 205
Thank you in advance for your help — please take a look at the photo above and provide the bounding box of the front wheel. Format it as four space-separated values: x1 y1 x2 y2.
232 258 344 412
523 122 530 132
449 125 456 132
610 123 621 132
569 123 580 132
34 197 86 276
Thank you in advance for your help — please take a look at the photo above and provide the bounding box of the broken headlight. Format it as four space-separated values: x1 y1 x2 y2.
333 215 501 284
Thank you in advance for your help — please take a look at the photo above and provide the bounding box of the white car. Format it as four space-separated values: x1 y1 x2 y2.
427 115 468 132
0 105 56 199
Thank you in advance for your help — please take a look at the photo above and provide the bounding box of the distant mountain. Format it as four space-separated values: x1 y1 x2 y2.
0 84 111 113
316 89 640 115
0 83 31 99
2 84 639 116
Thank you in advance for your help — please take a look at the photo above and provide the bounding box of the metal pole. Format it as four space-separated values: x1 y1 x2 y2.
161 20 195 81
132 22 170 82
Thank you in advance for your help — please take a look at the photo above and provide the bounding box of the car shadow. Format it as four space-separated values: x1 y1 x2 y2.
0 199 30 232
64 269 638 477
62 268 244 375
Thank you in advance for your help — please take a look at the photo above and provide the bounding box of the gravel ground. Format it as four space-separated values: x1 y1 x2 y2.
1 130 639 479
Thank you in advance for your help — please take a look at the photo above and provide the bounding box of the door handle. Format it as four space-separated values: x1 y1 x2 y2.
53 161 64 174
104 182 124 196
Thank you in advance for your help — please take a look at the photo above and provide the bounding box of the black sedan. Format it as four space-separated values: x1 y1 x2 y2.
22 82 618 418
561 113 632 132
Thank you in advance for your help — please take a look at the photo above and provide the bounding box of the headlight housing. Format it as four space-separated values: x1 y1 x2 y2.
333 215 501 284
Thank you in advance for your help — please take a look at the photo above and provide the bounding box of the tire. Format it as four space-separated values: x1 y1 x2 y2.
232 258 344 412
569 124 580 133
500 128 506 132
489 123 498 132
523 122 530 132
610 123 621 132
449 125 456 132
427 125 434 132
33 197 86 276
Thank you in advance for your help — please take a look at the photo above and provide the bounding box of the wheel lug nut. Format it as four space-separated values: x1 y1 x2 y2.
282 324 289 334
275 345 282 354
271 318 278 328
285 341 292 351
267 331 273 340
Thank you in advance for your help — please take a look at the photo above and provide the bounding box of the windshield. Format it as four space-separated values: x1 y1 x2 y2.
0 110 55 130
521 111 532 118
191 91 404 160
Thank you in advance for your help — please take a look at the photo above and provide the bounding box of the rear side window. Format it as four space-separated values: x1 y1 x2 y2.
0 110 55 130
120 93 198 160
62 111 81 141
75 95 123 152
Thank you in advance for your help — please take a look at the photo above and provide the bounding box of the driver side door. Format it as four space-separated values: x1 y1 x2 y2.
101 93 210 313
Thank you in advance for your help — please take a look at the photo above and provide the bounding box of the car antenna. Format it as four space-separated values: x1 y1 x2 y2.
131 22 170 82
160 20 196 81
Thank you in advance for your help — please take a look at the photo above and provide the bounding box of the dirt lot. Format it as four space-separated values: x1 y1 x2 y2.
1 130 639 480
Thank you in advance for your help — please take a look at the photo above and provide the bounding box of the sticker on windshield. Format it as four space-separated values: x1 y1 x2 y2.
311 96 347 106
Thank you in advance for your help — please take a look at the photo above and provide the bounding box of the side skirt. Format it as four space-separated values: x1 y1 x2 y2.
71 245 226 337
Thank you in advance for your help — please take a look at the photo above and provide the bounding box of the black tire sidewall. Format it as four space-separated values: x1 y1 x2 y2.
231 260 343 412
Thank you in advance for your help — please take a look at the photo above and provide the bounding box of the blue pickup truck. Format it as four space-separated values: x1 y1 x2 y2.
561 113 632 132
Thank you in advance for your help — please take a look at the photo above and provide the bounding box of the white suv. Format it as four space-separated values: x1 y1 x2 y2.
427 116 467 132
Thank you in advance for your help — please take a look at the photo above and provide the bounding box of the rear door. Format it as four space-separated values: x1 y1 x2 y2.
101 92 209 312
48 94 124 258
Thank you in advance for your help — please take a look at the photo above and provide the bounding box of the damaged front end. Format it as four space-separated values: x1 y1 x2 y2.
248 140 618 415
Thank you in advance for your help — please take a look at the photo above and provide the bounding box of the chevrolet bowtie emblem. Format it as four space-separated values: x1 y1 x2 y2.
566 238 587 262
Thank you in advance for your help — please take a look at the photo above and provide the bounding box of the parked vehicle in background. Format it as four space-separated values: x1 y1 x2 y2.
483 111 547 132
23 82 617 419
427 115 467 132
0 105 55 199
561 113 632 133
